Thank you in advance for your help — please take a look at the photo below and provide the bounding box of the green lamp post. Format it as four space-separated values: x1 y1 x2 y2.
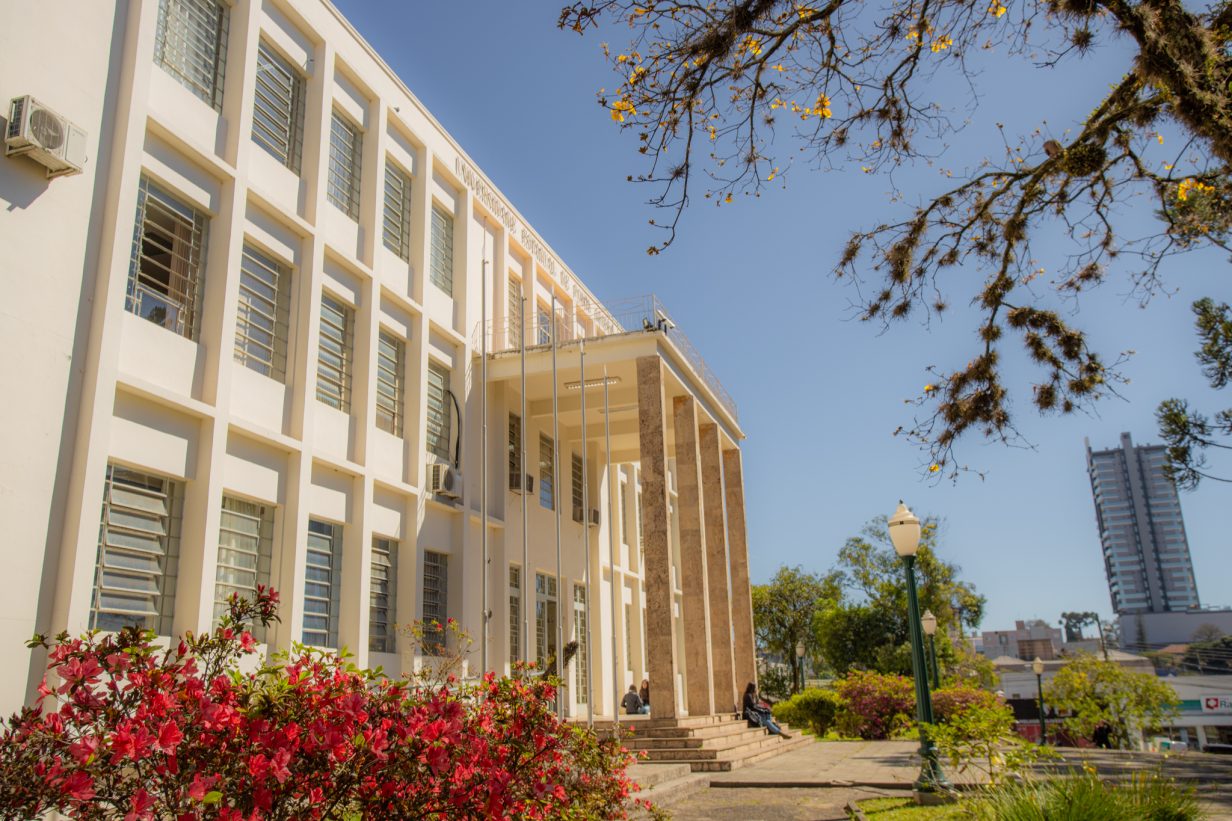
921 609 940 690
889 501 949 795
1033 657 1047 744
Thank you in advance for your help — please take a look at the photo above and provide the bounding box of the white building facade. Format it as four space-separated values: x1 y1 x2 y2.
0 0 754 721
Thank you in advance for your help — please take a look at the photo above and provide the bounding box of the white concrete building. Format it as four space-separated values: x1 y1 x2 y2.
0 0 755 721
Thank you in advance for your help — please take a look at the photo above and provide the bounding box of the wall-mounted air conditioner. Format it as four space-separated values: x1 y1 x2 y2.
5 96 87 178
589 508 601 526
510 472 534 494
429 463 462 499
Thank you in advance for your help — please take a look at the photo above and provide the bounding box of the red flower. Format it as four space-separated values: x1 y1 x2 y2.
156 719 183 754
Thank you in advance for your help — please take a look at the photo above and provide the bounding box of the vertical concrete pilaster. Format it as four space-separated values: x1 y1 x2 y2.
722 448 757 693
672 395 713 717
636 357 677 719
699 423 737 714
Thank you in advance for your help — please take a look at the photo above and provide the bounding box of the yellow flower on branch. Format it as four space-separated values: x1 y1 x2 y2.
929 464 941 473
930 35 953 52
1177 178 1215 201
988 1 1007 17
741 35 763 56
812 93 832 118
610 99 637 123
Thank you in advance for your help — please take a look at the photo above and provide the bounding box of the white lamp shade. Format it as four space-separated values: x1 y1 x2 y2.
1033 657 1045 675
796 641 806 658
888 501 922 557
921 610 937 636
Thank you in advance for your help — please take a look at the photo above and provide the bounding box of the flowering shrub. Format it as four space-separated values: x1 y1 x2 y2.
0 588 643 819
930 683 999 723
771 688 841 737
834 670 915 740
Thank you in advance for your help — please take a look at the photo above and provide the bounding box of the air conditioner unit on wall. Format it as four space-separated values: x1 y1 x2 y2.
5 96 87 178
510 472 534 494
589 508 601 526
429 463 462 499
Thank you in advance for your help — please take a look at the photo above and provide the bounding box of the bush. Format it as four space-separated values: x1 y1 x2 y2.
771 688 841 736
973 772 1201 820
0 589 644 820
834 670 915 740
931 683 999 723
925 701 1055 785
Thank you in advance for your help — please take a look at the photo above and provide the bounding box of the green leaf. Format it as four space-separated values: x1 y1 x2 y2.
202 791 222 804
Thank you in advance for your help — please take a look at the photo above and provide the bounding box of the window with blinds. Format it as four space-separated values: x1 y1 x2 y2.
234 244 290 381
508 413 522 490
426 362 451 460
536 303 552 346
327 112 362 220
573 585 588 704
90 465 182 635
539 434 555 510
571 453 584 523
383 163 412 261
423 551 448 654
126 176 208 340
429 205 454 295
316 295 352 412
369 536 397 653
507 276 522 348
251 40 304 172
303 519 341 647
375 330 404 437
153 0 228 110
508 565 521 664
213 495 273 641
535 573 558 667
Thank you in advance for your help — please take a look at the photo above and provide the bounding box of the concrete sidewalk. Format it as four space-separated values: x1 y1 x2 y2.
706 740 961 789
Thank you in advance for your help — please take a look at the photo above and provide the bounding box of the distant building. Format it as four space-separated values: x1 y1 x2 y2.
1086 433 1200 615
980 620 1063 660
1118 610 1232 650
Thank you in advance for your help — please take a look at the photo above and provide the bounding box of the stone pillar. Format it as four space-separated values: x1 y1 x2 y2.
672 396 713 716
637 357 678 719
699 424 737 714
723 448 757 693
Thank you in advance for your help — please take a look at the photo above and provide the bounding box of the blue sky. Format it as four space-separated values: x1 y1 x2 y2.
334 1 1229 631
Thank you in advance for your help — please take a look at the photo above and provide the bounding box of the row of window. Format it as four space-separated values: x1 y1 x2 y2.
506 414 589 515
506 567 589 700
127 175 454 455
89 462 446 654
152 0 454 289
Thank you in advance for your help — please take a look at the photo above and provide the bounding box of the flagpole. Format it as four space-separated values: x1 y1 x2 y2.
551 295 564 717
580 339 593 726
520 295 529 666
604 365 619 727
480 230 489 676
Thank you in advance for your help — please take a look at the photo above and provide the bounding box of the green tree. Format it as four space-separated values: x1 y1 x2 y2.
560 0 1232 477
815 603 904 676
751 566 840 692
1044 653 1179 749
1157 298 1232 489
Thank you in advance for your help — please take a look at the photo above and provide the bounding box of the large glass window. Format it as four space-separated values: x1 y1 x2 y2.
327 112 362 220
369 536 397 653
316 295 353 412
126 177 208 340
234 244 290 381
303 519 341 647
251 40 305 172
508 565 521 664
426 362 452 460
535 572 558 667
429 205 454 295
423 551 448 654
573 584 588 704
539 435 555 510
375 329 405 437
383 163 412 261
91 465 182 634
214 495 273 641
153 0 228 110
536 303 552 346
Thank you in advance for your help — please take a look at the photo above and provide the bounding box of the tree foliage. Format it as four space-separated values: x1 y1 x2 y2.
751 565 840 689
560 0 1232 476
1043 652 1179 749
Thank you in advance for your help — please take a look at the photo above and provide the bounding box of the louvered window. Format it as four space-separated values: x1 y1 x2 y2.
154 0 228 110
573 585 588 703
303 519 341 647
508 565 521 663
383 163 412 261
234 244 290 381
375 330 405 436
213 495 273 641
327 112 362 220
539 435 555 510
535 573 558 667
536 303 552 346
426 362 451 460
251 40 304 172
572 453 584 523
126 177 208 340
422 551 448 654
508 413 522 490
507 276 522 348
369 536 397 653
429 205 454 295
316 295 352 412
90 465 182 634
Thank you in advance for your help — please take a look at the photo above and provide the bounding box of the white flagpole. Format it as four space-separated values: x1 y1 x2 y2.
580 340 593 726
604 365 619 727
480 229 489 675
520 295 529 666
551 295 564 717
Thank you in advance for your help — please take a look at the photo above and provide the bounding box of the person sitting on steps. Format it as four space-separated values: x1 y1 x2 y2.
742 682 791 738
621 685 644 716
638 679 651 715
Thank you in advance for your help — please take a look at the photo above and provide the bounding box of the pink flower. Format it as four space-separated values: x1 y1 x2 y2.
61 771 95 802
156 719 184 754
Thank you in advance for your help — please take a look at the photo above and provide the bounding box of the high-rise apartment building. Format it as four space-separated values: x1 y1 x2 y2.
0 0 755 721
1086 433 1200 615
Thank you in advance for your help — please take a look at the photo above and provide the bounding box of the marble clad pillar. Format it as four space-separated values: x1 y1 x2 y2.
722 448 757 693
699 423 737 714
672 395 713 717
636 356 678 719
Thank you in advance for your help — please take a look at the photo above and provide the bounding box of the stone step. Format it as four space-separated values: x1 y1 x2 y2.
627 762 693 788
590 713 741 731
624 727 769 750
637 730 799 763
601 718 750 740
656 733 812 773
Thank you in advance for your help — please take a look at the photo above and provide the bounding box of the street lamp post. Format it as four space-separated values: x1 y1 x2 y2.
1033 657 1047 744
889 501 949 796
795 640 806 694
921 609 940 690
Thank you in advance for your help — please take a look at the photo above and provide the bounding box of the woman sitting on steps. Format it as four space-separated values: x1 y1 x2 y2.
742 682 791 739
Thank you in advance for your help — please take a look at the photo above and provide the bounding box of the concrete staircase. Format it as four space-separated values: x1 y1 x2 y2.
595 714 812 772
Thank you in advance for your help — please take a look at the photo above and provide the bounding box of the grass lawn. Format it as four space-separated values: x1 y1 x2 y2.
856 796 973 819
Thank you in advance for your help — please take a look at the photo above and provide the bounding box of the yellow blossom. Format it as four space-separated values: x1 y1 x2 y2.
929 464 941 473
813 93 832 118
1177 177 1215 201
724 193 733 204
924 384 937 393
930 35 953 52
610 99 636 123
741 35 763 56
988 1 1007 17
767 166 779 181
772 63 787 72
1156 133 1164 145
617 54 629 63
707 125 717 141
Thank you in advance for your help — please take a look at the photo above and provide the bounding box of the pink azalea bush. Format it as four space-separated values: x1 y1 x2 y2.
931 683 1000 723
834 670 916 740
0 588 643 819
